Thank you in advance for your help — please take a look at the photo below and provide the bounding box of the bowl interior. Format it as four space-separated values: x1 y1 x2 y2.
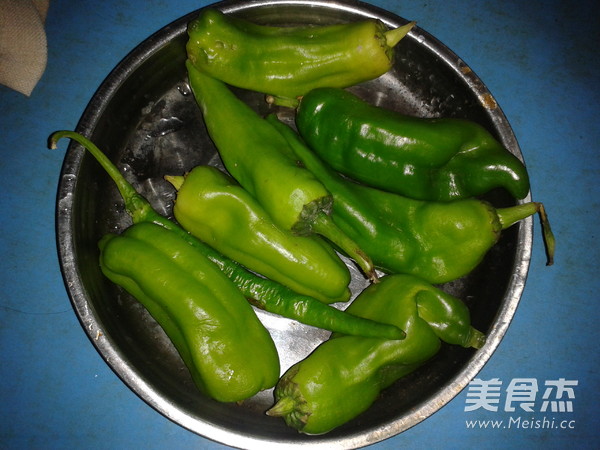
56 1 531 447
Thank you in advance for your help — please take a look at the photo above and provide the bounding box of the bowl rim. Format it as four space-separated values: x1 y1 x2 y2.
55 1 533 448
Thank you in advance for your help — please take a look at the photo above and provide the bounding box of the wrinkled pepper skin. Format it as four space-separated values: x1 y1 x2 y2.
99 222 280 403
267 274 485 434
186 62 376 280
296 87 530 201
186 9 414 104
335 186 500 282
167 165 351 304
268 115 555 281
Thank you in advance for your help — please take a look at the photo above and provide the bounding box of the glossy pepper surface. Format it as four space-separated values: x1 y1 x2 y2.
186 9 415 106
166 165 351 304
99 222 280 402
186 62 376 280
267 274 485 434
49 131 405 341
296 87 531 201
268 115 555 282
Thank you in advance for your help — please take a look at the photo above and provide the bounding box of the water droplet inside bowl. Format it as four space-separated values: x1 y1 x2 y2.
147 117 185 138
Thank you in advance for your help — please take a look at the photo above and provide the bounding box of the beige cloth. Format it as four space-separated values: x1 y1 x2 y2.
0 0 50 96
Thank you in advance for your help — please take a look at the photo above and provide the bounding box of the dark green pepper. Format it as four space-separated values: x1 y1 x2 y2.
186 9 415 106
267 274 485 434
268 115 554 283
49 131 405 341
186 62 377 281
166 165 351 304
296 87 531 201
99 222 280 402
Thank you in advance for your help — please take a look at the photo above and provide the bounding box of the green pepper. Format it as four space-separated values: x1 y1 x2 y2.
296 87 531 201
99 222 280 402
186 9 415 106
49 131 405 340
185 62 377 281
267 115 554 282
267 274 485 434
165 165 351 304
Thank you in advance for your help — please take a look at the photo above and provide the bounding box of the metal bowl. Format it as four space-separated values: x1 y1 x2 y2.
55 0 532 448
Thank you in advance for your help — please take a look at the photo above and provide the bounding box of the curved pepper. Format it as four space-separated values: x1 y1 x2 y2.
49 131 405 341
166 165 351 304
186 9 415 106
268 115 554 282
99 222 280 402
267 274 485 434
186 62 377 281
296 87 531 201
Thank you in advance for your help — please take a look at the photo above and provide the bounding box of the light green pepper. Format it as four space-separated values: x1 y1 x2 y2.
166 165 351 304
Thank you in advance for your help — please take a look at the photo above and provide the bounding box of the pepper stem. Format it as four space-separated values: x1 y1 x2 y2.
265 396 296 417
49 131 197 246
465 327 487 350
265 114 378 282
311 211 378 282
164 174 185 191
265 94 301 109
49 131 158 225
496 202 555 266
385 21 416 48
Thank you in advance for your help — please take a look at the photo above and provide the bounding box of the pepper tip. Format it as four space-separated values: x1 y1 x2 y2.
385 20 416 48
265 94 300 108
48 130 65 150
266 396 296 418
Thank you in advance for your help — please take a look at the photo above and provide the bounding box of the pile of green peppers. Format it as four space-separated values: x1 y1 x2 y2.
50 7 556 436
49 131 406 404
267 274 486 434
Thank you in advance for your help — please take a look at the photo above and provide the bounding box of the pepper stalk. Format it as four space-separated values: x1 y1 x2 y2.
496 202 555 265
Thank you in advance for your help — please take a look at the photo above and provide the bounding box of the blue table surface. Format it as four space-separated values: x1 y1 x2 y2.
2 0 598 448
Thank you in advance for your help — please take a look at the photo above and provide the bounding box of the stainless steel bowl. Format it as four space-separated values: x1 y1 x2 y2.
56 0 532 448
